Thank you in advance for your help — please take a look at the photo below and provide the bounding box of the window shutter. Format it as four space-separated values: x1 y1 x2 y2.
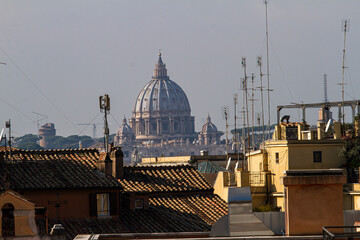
110 192 118 215
89 193 97 217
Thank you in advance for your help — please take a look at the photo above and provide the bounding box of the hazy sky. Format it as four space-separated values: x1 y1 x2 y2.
1 0 360 137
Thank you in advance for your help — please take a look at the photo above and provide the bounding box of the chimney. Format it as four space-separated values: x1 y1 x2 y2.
317 122 325 140
50 224 66 240
200 150 208 156
98 152 112 176
110 146 124 179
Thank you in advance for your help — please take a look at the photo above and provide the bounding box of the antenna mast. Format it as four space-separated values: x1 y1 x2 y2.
324 74 328 103
264 0 271 139
99 94 110 153
222 106 229 158
32 112 48 135
241 57 249 170
257 56 265 142
250 73 256 148
339 19 349 131
234 94 238 160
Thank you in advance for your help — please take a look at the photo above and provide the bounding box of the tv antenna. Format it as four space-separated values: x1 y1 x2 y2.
264 0 272 140
222 106 230 157
250 73 257 148
77 123 102 139
99 94 110 153
323 74 328 103
32 112 48 134
338 19 349 132
257 56 265 142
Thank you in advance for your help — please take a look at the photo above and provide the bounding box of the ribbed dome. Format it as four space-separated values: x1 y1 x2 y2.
133 53 191 114
201 115 218 133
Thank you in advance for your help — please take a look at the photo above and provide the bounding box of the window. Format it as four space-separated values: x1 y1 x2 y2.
275 152 279 164
97 193 110 216
313 151 322 163
135 199 144 209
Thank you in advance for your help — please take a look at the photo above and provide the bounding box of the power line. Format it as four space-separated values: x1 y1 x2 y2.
0 96 34 122
0 46 80 132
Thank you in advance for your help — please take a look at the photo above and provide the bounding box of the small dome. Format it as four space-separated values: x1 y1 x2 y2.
201 115 218 133
117 117 134 136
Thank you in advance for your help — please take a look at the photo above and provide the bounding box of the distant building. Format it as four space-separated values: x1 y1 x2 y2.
198 115 223 145
129 53 196 143
38 123 56 148
115 54 225 162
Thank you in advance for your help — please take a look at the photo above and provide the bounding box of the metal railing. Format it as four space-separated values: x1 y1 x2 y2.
323 226 360 240
249 171 266 186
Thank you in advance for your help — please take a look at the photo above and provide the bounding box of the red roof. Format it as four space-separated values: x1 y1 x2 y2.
119 165 213 193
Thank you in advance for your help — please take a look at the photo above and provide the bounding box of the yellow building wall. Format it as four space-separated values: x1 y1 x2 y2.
288 143 344 170
250 140 345 211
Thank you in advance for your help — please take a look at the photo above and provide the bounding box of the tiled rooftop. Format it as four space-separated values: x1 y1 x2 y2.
119 165 213 193
55 218 129 240
0 148 122 191
120 194 227 233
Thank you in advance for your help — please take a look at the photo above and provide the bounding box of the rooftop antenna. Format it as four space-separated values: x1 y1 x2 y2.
77 123 101 139
32 112 48 135
264 0 272 139
338 19 349 133
222 106 230 157
323 74 328 103
5 120 12 160
250 73 257 148
99 94 110 153
233 93 239 168
241 57 249 170
257 56 265 142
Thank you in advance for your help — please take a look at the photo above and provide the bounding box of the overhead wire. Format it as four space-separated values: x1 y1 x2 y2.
0 46 81 132
0 96 34 122
78 112 101 136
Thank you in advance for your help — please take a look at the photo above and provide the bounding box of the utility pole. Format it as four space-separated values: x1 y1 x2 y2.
99 94 110 153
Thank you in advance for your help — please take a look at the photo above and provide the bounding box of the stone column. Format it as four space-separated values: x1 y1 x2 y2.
157 119 161 135
180 118 185 133
145 119 150 136
169 117 174 134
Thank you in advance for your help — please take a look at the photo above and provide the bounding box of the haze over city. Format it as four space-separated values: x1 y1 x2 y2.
1 0 360 137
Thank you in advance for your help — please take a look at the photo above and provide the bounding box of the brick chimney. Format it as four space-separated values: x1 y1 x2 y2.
98 152 112 176
110 146 124 179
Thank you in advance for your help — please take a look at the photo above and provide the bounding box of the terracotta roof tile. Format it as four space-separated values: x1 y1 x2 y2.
118 165 213 193
0 148 121 191
119 194 227 233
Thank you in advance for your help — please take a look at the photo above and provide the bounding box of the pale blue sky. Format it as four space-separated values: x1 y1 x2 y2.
1 0 360 137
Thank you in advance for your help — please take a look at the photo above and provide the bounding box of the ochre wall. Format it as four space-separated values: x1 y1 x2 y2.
23 189 119 219
288 143 344 170
283 175 346 235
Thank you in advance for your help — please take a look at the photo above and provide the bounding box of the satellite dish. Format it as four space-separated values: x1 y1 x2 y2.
226 157 232 170
234 161 239 171
0 128 4 142
325 119 333 133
